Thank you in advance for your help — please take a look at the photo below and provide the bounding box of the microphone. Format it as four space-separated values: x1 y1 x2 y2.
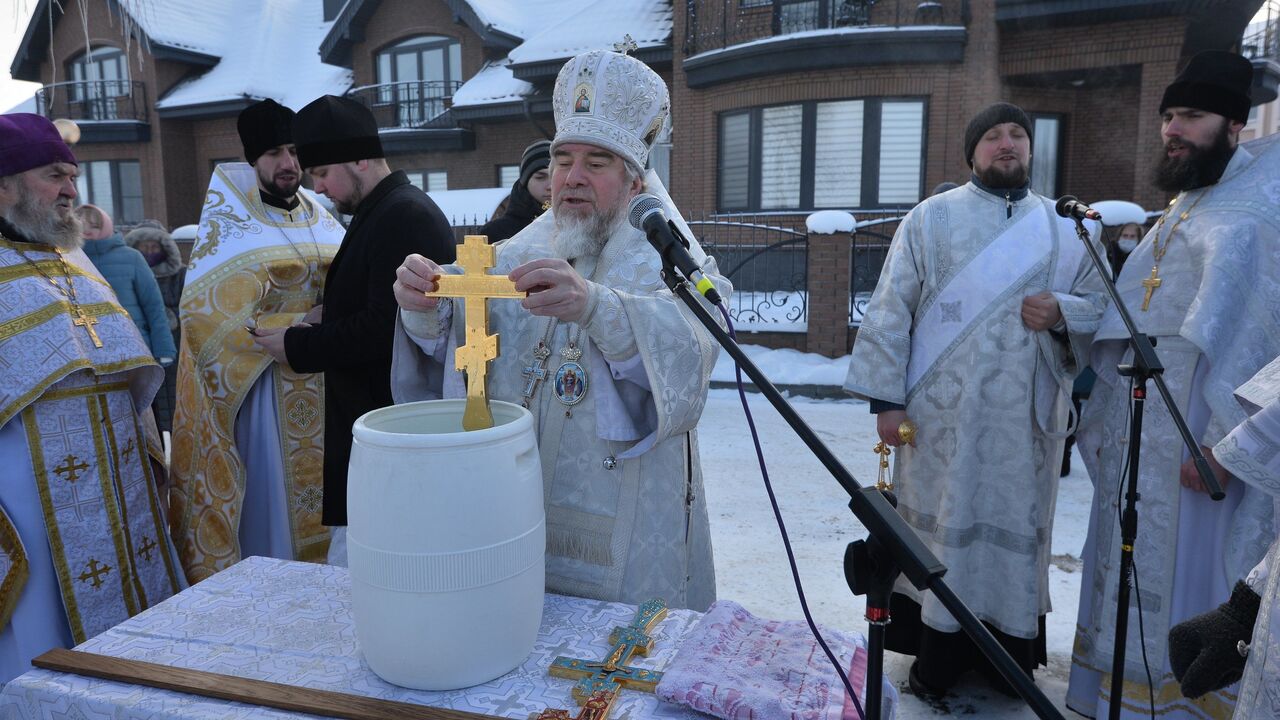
1055 195 1103 222
628 194 723 305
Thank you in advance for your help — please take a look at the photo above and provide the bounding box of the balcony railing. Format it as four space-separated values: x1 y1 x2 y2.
36 80 148 123
1242 8 1279 63
346 80 463 130
684 0 965 56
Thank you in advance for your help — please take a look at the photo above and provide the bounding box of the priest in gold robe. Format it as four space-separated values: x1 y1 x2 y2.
169 100 345 583
0 114 184 685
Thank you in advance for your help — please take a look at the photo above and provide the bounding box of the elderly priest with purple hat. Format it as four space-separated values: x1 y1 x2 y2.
0 113 185 685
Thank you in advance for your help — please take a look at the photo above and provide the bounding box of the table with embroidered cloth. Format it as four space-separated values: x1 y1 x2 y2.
0 556 893 719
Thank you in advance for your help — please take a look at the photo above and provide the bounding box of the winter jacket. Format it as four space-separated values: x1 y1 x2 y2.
479 179 546 244
83 232 177 360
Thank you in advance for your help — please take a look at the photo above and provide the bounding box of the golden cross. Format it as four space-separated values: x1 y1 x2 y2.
1141 266 1162 312
530 690 617 720
72 306 103 348
77 558 113 588
547 599 667 704
423 235 525 430
612 34 638 55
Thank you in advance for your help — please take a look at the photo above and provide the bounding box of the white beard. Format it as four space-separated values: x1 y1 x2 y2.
3 183 83 250
552 202 625 260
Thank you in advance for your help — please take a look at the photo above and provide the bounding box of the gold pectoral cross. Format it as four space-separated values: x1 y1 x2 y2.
72 307 103 348
1141 266 1162 312
423 235 525 430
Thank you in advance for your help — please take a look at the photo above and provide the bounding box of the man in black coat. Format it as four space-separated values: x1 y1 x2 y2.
479 139 551 243
251 95 455 561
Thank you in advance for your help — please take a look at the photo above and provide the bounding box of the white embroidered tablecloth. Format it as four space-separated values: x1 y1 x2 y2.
0 556 708 719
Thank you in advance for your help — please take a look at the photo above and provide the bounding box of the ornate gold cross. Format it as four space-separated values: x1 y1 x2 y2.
1141 266 1162 312
423 235 525 430
530 690 617 720
72 306 103 348
548 598 667 703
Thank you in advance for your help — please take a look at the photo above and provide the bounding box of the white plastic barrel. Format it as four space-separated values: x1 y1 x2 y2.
347 399 544 690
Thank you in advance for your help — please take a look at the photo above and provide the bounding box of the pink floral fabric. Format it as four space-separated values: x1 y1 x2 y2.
655 600 896 719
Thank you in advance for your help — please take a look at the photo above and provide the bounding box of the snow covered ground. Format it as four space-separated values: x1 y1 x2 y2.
701 346 1089 718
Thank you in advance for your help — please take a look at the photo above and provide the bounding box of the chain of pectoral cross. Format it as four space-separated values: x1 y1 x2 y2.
7 239 104 347
521 319 584 408
1141 188 1210 312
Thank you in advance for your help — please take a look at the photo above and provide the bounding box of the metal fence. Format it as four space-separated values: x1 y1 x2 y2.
689 213 810 328
683 0 966 56
36 80 148 123
346 80 463 130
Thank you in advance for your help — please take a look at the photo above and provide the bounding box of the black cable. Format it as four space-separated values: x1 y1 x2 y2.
719 303 867 720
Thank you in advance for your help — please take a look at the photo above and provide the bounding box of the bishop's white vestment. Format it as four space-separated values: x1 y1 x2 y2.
391 179 729 611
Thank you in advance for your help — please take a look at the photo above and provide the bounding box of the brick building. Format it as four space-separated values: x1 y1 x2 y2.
9 0 1275 353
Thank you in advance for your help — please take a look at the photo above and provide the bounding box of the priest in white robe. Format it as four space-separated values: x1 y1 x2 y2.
1067 52 1280 720
1166 354 1280 719
390 49 729 612
843 102 1108 696
169 100 344 583
0 114 184 685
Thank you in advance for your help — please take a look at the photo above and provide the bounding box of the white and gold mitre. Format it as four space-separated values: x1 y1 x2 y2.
551 49 670 173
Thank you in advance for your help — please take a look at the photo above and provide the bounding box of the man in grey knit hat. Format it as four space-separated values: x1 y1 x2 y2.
845 101 1108 696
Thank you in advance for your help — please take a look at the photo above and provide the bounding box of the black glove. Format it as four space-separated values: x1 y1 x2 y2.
1168 580 1262 698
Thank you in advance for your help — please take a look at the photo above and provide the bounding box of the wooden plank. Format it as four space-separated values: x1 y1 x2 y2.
32 648 504 720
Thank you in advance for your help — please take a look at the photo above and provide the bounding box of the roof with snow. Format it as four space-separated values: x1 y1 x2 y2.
322 0 672 112
505 1 671 66
449 61 532 109
10 0 351 115
154 0 352 113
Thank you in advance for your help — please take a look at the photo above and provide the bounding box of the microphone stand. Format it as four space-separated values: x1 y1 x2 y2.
1062 217 1222 720
653 253 1067 720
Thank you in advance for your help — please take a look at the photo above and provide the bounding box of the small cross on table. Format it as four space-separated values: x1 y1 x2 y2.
1141 266 1162 312
424 235 525 430
72 307 103 348
532 598 667 720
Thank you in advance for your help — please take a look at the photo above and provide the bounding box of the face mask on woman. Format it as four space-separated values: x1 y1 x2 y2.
1118 239 1138 254
144 250 167 267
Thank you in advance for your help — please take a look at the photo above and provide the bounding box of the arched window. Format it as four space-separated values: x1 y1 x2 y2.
67 46 129 120
375 35 461 125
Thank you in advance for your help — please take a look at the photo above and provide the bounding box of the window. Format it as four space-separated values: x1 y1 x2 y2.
76 160 143 225
718 97 925 211
67 46 129 120
497 165 520 187
1029 114 1063 199
376 35 462 125
650 119 673 190
405 170 447 192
